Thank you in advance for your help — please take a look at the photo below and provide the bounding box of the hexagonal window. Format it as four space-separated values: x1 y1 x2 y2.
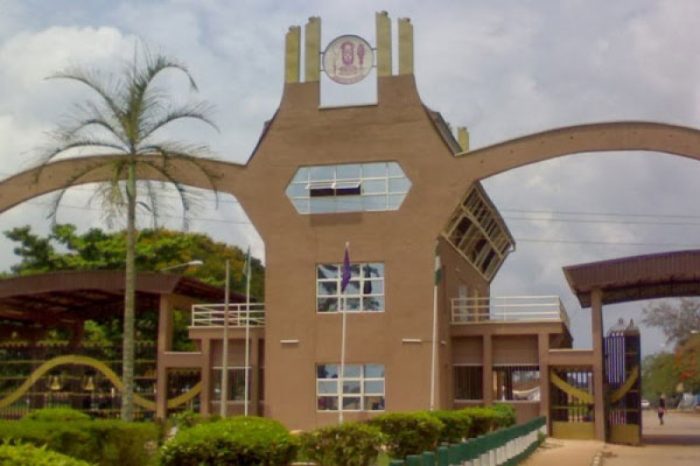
286 162 411 214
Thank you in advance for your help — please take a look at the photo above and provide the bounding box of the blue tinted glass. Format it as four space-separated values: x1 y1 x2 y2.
364 380 384 394
362 163 387 177
336 196 363 212
286 183 308 197
317 264 338 279
388 162 404 177
292 167 309 182
364 364 385 378
318 380 338 394
310 198 336 214
362 296 384 311
292 199 309 213
318 364 339 378
387 194 404 210
317 281 337 296
388 177 411 193
363 179 386 194
363 195 387 211
336 164 361 180
343 365 362 378
309 166 335 181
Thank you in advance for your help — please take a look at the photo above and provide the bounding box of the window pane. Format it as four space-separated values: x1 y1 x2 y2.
343 365 361 378
318 380 338 394
309 166 334 181
366 263 384 277
318 365 339 379
387 163 403 177
317 297 339 312
286 183 307 197
317 264 338 279
387 194 404 210
292 167 309 182
292 199 309 214
362 163 387 177
364 396 385 411
364 364 385 378
344 280 360 295
342 397 361 410
363 179 387 194
344 298 361 311
336 164 361 180
363 195 387 211
343 381 361 394
364 380 384 394
336 196 362 212
362 296 384 311
318 396 338 411
317 281 337 296
310 198 335 214
388 177 411 193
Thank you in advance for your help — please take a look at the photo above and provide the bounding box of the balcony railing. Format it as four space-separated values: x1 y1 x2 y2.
451 296 570 329
191 303 265 328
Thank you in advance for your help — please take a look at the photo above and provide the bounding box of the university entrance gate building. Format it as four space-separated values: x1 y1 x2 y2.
1 13 700 441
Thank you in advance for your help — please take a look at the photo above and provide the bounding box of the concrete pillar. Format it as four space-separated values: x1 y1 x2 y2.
591 288 606 441
199 338 213 416
156 294 173 419
398 18 414 75
482 334 493 404
537 333 550 428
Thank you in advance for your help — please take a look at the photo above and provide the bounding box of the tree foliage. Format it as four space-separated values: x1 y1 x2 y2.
4 224 263 298
641 298 700 345
642 352 681 402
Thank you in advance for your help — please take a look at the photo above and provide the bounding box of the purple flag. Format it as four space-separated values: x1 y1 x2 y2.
341 242 351 293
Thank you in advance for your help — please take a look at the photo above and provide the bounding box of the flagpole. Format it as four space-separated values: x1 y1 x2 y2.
339 241 350 425
430 279 438 411
220 260 230 417
244 248 251 416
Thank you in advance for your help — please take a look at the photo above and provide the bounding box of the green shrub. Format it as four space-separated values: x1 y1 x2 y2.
159 416 298 466
169 410 204 430
369 412 443 459
0 419 159 466
22 407 91 422
0 442 91 466
300 422 385 466
428 410 472 443
491 404 517 428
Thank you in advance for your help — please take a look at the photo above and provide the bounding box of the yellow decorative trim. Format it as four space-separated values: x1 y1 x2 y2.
398 18 413 75
304 17 321 82
550 370 594 404
376 11 392 77
610 366 639 403
0 355 201 411
285 26 301 83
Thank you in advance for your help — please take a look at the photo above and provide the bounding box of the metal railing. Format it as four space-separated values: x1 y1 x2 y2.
451 296 570 329
191 303 265 328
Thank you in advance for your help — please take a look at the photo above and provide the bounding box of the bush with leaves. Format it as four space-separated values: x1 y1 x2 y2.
159 416 298 466
300 422 385 466
369 412 443 459
22 407 91 422
463 405 516 437
0 419 159 466
428 410 473 443
0 442 91 466
490 404 517 428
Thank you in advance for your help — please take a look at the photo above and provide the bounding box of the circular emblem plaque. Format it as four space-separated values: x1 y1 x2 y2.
322 35 374 85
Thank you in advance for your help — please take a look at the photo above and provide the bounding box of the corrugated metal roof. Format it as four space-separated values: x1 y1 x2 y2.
563 250 700 307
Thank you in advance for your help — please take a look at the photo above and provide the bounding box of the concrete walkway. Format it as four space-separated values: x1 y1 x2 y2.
524 410 700 466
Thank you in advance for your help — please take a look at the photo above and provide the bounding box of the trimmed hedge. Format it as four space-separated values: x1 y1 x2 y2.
22 407 91 422
0 419 159 466
464 405 517 437
369 412 443 459
300 422 385 466
429 410 472 443
159 416 298 466
0 442 92 466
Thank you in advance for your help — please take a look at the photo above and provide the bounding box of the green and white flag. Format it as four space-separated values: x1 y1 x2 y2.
434 247 442 285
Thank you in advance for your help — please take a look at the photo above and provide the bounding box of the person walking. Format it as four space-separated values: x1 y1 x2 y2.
658 394 667 425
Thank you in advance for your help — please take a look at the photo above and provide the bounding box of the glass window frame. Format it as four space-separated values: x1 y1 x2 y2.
316 262 385 313
316 363 386 412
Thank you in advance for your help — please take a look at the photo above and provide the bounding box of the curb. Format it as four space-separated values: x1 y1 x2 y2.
590 447 605 466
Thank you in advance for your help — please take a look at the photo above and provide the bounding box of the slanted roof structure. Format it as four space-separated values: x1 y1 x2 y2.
0 270 239 325
563 250 700 307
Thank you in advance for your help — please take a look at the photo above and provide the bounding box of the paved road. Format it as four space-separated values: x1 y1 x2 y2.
524 410 700 466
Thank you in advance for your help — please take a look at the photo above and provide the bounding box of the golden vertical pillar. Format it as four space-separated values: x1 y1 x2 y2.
199 338 213 416
156 294 173 419
376 11 392 77
285 26 301 83
458 127 470 152
398 18 414 75
304 17 321 82
591 288 606 441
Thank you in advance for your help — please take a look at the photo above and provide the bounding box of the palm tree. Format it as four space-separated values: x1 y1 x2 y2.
39 47 219 421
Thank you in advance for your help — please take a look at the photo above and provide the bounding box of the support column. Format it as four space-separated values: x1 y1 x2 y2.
156 294 173 419
376 11 392 77
482 334 493 404
250 336 260 415
285 26 301 83
591 288 606 441
200 338 213 416
398 18 414 75
537 333 550 428
304 17 321 82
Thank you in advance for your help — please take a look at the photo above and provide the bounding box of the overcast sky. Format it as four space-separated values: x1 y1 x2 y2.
1 0 700 356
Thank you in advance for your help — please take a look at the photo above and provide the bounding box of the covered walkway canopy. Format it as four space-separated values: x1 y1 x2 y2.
0 270 236 326
563 250 700 308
